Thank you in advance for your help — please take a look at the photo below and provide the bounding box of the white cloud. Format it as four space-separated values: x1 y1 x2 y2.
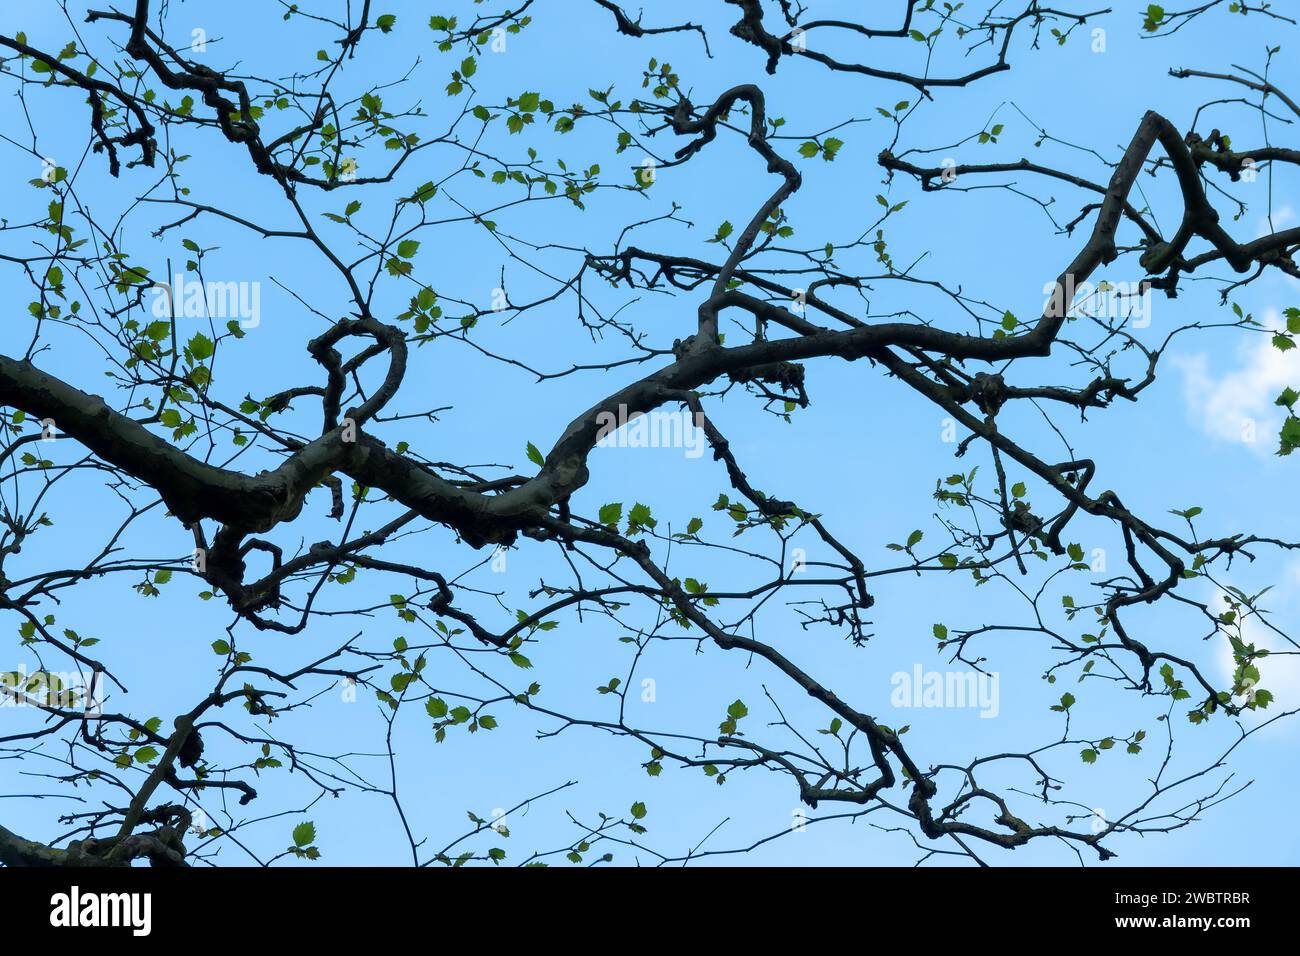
1258 204 1295 239
1173 310 1300 454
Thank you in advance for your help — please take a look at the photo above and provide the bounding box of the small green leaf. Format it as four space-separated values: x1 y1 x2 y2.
292 821 316 847
187 333 214 361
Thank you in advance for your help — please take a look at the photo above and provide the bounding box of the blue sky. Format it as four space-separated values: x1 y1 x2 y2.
1 0 1298 866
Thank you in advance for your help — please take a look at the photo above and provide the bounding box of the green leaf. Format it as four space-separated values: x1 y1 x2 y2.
1280 415 1300 455
526 441 545 467
629 801 647 820
187 333 214 361
145 320 171 341
292 821 316 847
211 639 231 655
627 502 655 530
